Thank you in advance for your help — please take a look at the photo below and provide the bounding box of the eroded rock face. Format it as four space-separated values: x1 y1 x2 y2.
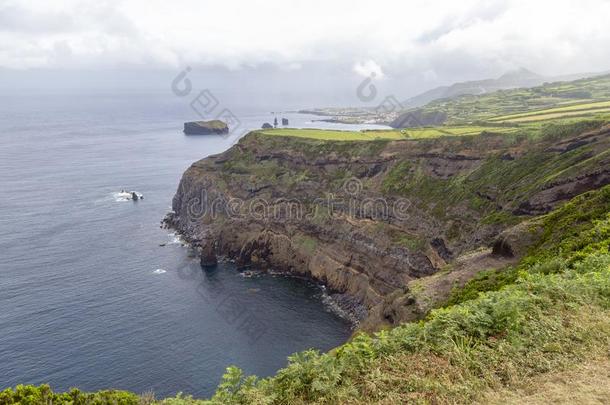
491 219 544 258
491 237 514 257
166 125 610 329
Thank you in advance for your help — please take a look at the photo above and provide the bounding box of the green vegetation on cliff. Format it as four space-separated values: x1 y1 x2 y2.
259 125 521 141
4 186 609 404
262 98 609 144
379 119 607 224
189 187 610 404
259 128 405 141
177 112 609 391
4 74 610 405
0 385 141 404
446 185 610 306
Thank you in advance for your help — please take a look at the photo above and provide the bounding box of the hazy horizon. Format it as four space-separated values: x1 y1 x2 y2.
2 0 610 108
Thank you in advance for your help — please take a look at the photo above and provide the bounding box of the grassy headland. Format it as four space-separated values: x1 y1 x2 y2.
4 186 609 403
2 74 610 405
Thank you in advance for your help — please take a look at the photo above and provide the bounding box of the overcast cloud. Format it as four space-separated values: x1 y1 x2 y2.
1 0 609 102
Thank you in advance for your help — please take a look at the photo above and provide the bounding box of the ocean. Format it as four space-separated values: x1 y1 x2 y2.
0 89 387 398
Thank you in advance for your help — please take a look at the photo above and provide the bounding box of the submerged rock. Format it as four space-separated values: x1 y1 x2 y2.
184 120 229 135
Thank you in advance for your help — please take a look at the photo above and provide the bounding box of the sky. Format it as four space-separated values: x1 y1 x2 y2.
1 0 610 105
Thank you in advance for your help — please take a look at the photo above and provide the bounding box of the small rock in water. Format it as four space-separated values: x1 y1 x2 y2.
117 190 143 201
199 241 218 268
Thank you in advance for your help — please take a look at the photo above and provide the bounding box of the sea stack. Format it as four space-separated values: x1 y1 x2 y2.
199 241 218 268
183 120 229 135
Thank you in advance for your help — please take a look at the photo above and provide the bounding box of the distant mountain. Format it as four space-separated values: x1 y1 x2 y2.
402 68 545 109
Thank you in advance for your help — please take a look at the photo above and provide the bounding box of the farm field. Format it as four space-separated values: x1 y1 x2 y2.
261 75 610 142
490 100 610 122
417 74 610 125
260 125 520 141
258 128 405 140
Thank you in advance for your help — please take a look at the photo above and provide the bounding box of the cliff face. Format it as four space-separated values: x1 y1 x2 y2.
166 124 610 330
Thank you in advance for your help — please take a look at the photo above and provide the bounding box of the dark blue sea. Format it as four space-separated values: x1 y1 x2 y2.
0 89 387 398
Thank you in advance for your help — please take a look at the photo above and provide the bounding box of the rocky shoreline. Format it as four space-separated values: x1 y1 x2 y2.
162 214 367 327
165 125 610 331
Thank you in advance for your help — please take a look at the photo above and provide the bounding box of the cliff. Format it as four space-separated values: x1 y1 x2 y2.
8 183 610 403
166 122 610 330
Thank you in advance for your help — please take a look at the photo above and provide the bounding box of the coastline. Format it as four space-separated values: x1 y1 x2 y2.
164 123 610 332
161 214 366 328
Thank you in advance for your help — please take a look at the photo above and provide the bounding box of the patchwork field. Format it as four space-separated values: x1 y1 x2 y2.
260 125 520 141
262 75 610 142
417 74 610 125
490 100 610 122
258 128 405 140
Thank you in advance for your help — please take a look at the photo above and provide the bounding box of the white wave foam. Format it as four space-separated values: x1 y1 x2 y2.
239 270 260 278
112 191 131 202
112 191 143 202
318 288 357 325
153 269 167 274
166 232 185 245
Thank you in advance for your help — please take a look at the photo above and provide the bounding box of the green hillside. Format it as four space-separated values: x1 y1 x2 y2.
417 74 610 125
3 185 609 404
263 76 610 142
2 74 610 405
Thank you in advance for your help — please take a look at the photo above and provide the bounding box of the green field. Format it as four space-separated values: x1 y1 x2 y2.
413 74 610 125
260 75 610 141
258 128 405 140
499 108 610 122
398 125 520 138
259 125 520 141
490 100 610 122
